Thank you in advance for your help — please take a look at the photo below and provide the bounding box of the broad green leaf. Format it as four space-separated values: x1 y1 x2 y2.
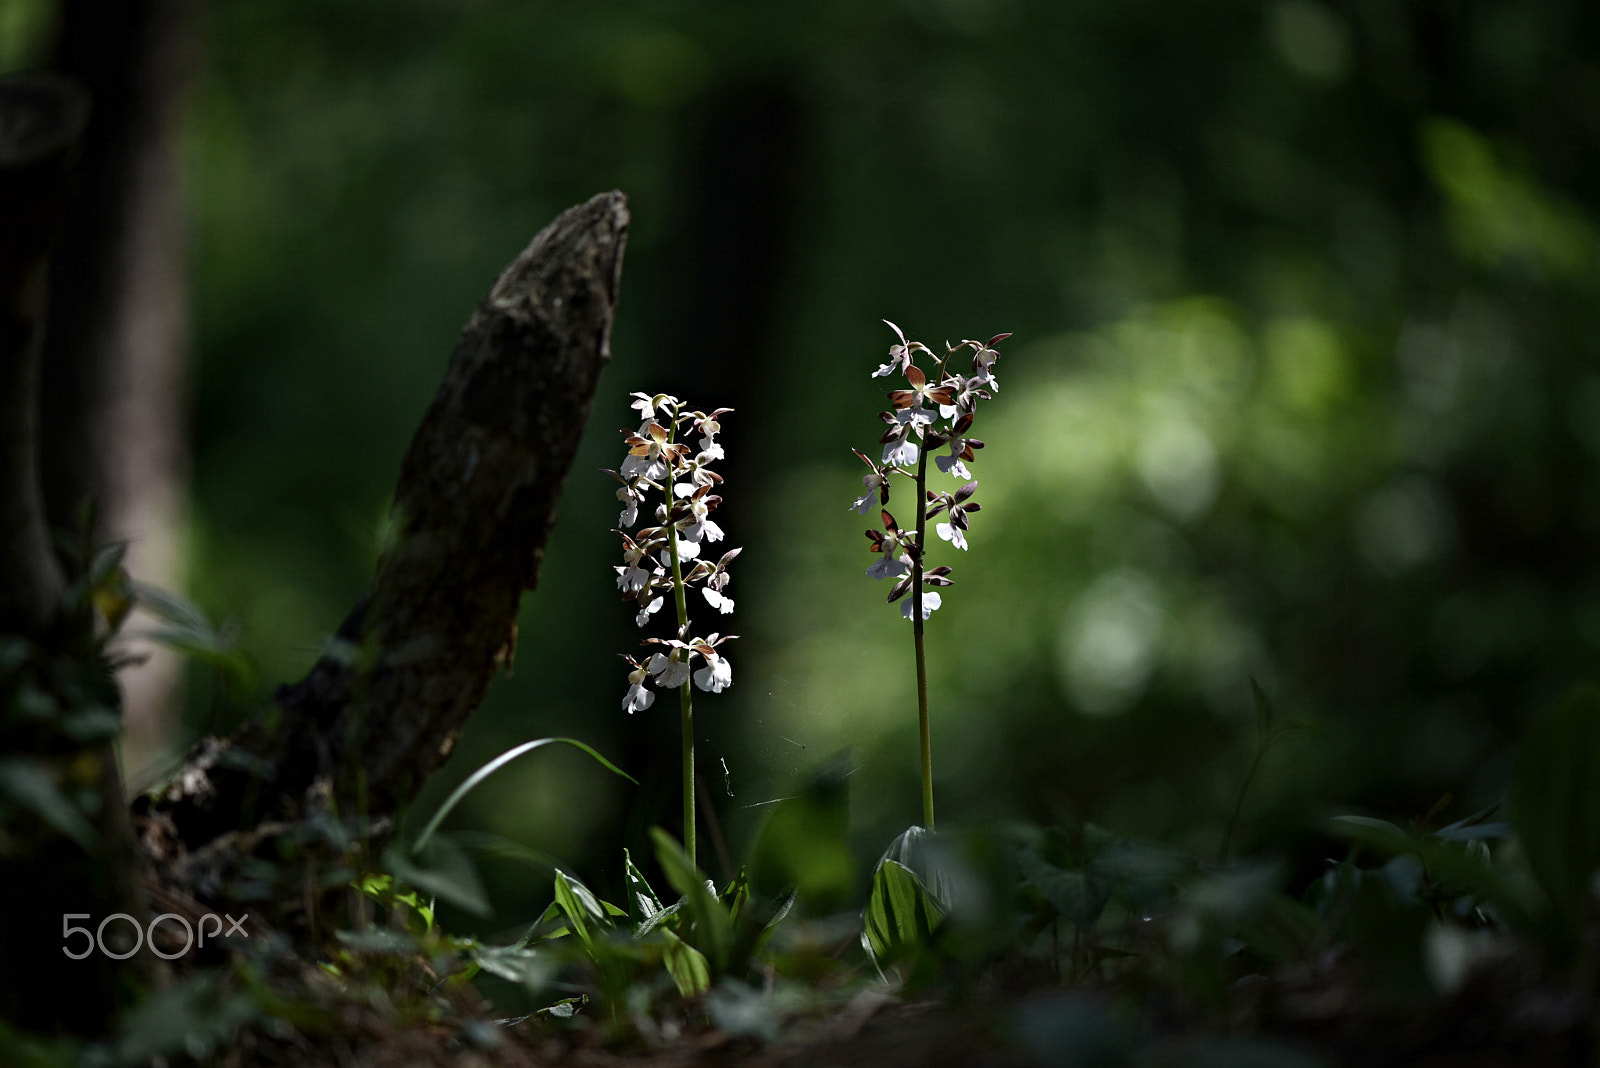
861 857 947 969
1080 824 1193 911
651 827 732 971
1327 812 1538 932
878 826 953 906
412 737 637 855
1016 842 1108 927
660 927 711 996
1510 686 1600 928
470 942 551 987
382 835 491 918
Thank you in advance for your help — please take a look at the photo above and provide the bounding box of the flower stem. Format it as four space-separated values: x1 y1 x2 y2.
912 441 935 831
665 418 696 867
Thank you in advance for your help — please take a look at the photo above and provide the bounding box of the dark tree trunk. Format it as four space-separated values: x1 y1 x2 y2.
0 74 82 634
0 72 148 1038
142 193 629 902
43 0 198 770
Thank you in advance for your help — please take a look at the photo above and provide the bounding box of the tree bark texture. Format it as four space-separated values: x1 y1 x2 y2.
147 192 630 855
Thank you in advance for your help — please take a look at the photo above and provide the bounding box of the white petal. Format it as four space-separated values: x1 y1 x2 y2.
623 682 655 713
900 591 942 620
694 657 733 693
653 657 691 689
866 556 908 580
883 440 920 467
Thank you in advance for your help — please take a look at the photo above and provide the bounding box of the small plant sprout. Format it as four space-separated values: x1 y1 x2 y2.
855 323 1009 831
605 393 740 867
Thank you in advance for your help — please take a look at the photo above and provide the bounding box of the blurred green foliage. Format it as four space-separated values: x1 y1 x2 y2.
16 1 1600 924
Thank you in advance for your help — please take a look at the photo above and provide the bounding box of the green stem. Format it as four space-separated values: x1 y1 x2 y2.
665 419 696 867
912 439 934 831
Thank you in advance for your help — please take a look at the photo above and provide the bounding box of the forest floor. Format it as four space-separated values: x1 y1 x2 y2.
191 933 1591 1068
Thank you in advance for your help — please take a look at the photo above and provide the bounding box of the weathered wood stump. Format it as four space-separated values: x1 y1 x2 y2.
139 192 629 919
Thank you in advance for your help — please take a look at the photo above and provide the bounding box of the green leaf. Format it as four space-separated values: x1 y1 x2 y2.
58 706 121 745
861 857 947 969
720 866 750 920
382 835 491 918
622 847 663 930
470 942 552 988
660 927 712 996
411 738 636 856
1329 814 1410 847
130 581 255 691
0 757 98 850
528 899 568 941
1016 842 1108 927
1090 826 1193 906
110 971 261 1065
552 869 616 953
879 825 956 908
1326 813 1538 932
1510 686 1600 927
1434 805 1510 842
706 979 801 1043
538 996 586 1019
651 827 732 971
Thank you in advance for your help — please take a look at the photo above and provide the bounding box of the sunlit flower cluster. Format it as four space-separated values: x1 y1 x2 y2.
855 322 1008 619
606 393 740 712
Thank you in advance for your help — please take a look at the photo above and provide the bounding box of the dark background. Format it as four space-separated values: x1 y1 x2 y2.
8 0 1599 933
